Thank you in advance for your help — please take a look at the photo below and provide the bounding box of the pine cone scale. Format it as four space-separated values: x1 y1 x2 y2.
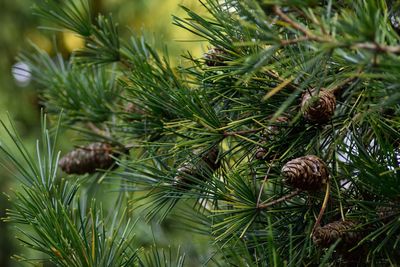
301 89 336 124
282 155 328 190
313 220 362 250
59 142 117 174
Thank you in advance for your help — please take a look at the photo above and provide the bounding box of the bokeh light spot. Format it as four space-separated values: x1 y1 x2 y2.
12 62 31 87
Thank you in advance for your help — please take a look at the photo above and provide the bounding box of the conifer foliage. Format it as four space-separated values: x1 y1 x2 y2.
2 0 400 266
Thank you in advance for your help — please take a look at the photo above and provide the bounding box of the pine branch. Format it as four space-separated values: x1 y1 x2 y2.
1 114 137 266
8 0 400 265
34 0 92 36
19 45 120 124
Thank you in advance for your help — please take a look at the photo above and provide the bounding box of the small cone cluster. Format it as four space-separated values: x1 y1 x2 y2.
312 220 362 249
255 116 289 160
301 89 336 124
281 155 328 190
59 142 116 174
174 146 220 189
204 47 227 66
254 146 268 160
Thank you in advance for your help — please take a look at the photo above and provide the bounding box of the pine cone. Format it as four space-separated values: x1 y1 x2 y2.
173 162 197 189
254 146 267 160
377 205 399 222
200 146 220 170
301 89 336 124
254 116 289 160
281 155 328 190
59 142 117 174
313 220 362 249
174 146 220 189
204 47 227 66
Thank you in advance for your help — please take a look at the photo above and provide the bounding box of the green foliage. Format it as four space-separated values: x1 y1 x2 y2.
3 0 400 266
19 45 121 124
34 0 92 36
35 0 121 65
1 114 137 266
138 245 185 267
75 14 121 65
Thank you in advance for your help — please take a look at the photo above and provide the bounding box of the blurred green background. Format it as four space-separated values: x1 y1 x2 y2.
0 1 207 266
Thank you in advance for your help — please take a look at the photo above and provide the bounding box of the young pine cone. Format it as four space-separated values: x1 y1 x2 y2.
174 146 220 189
204 47 227 67
254 116 289 160
377 205 399 222
301 89 336 124
254 146 268 160
200 146 220 170
59 142 117 174
313 220 362 249
281 155 328 191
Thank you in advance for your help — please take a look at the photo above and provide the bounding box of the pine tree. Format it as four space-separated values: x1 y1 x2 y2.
2 0 400 266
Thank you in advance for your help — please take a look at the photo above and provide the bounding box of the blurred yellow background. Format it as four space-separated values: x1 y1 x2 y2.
32 0 206 60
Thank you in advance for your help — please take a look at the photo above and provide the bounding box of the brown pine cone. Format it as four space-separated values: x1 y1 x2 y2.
200 146 220 170
281 155 328 190
377 205 399 222
174 146 220 189
59 142 117 174
204 47 227 66
301 89 336 124
313 220 362 249
254 146 268 160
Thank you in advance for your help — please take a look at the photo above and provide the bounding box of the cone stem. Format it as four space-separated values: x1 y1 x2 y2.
256 157 276 207
311 181 331 235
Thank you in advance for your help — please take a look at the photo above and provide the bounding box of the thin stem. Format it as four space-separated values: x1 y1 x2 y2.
353 42 400 54
274 6 400 55
280 36 311 45
223 128 263 137
263 70 299 93
256 157 276 207
273 6 328 43
311 181 331 235
258 188 302 209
